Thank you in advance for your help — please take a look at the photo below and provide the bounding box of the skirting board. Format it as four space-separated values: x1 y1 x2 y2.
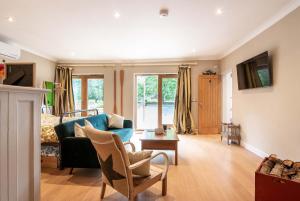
241 140 268 158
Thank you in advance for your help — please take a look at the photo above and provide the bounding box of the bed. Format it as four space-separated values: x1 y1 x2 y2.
41 113 79 143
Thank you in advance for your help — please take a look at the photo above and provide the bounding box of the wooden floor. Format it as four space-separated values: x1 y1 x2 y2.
41 135 261 201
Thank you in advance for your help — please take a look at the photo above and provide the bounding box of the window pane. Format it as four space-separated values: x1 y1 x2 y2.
87 79 104 114
136 75 158 129
72 78 82 111
162 77 177 125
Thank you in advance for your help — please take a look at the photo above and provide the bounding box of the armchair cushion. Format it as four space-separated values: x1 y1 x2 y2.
128 150 153 177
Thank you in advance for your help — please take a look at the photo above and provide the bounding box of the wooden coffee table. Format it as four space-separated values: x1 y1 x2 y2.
140 129 179 165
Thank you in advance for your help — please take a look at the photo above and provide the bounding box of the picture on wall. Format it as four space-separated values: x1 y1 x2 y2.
44 81 54 106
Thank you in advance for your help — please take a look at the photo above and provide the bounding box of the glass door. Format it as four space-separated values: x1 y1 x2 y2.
136 75 158 129
161 76 177 125
136 74 177 129
87 78 104 114
72 78 82 111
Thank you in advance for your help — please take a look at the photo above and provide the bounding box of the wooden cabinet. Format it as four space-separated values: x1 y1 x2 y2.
0 85 47 201
198 75 221 134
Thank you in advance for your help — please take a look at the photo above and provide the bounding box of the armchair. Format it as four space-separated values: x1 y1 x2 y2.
84 126 169 201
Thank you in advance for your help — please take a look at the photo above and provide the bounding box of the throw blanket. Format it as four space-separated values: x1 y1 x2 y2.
41 114 79 143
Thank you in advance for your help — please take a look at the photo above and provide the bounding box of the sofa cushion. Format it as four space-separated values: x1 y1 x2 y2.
74 123 86 137
108 128 133 142
108 114 125 128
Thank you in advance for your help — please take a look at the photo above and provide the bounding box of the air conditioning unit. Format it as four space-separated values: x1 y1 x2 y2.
0 41 21 60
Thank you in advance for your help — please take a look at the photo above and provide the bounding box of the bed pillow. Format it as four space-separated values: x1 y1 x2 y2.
108 114 124 128
74 123 86 137
127 150 153 177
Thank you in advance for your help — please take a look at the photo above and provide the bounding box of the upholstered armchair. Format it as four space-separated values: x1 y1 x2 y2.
84 126 169 201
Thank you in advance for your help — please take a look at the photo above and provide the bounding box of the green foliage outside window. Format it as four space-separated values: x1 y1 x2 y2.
137 76 177 104
88 79 104 108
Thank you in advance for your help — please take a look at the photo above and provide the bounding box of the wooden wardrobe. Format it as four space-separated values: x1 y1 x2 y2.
198 75 221 134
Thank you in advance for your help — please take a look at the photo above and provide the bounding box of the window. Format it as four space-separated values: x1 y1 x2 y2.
72 75 104 115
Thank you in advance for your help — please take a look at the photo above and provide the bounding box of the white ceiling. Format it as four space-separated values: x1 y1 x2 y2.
0 0 298 61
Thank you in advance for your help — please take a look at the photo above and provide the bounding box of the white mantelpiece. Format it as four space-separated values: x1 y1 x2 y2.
0 85 47 201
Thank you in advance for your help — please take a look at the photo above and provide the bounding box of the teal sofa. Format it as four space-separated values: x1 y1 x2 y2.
54 113 133 170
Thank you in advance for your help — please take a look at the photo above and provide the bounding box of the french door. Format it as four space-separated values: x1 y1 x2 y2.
136 74 177 129
72 75 104 116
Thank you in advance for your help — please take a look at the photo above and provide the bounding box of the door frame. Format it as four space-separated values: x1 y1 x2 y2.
134 74 177 130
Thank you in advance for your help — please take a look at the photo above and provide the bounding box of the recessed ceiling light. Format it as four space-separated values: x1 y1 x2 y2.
216 8 223 15
7 17 14 22
114 11 120 19
71 52 76 56
192 48 196 53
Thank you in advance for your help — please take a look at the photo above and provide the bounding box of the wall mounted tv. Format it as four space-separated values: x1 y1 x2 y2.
236 51 272 90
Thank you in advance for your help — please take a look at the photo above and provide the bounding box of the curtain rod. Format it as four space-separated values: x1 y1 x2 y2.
57 63 116 67
121 62 197 67
57 62 198 67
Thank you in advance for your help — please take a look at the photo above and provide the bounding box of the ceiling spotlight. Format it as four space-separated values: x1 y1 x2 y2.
160 8 169 18
8 17 14 22
192 49 196 53
114 11 120 19
71 52 76 56
216 8 223 15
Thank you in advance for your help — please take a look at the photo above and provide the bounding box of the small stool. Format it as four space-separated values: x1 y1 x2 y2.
221 123 241 145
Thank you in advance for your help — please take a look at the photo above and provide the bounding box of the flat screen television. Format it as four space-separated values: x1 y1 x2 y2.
236 51 272 90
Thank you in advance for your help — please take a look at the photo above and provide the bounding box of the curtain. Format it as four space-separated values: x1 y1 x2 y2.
53 66 75 116
173 65 194 134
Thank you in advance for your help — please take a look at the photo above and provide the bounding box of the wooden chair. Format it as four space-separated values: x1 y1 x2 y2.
84 126 169 201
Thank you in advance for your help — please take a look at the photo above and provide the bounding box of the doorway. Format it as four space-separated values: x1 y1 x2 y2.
222 72 233 123
135 74 177 129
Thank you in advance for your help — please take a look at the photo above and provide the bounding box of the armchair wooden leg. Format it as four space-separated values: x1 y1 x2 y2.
69 168 74 175
129 196 136 201
162 176 167 196
101 182 106 199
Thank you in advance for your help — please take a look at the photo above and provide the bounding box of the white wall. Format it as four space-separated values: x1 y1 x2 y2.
72 60 219 130
221 8 300 160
